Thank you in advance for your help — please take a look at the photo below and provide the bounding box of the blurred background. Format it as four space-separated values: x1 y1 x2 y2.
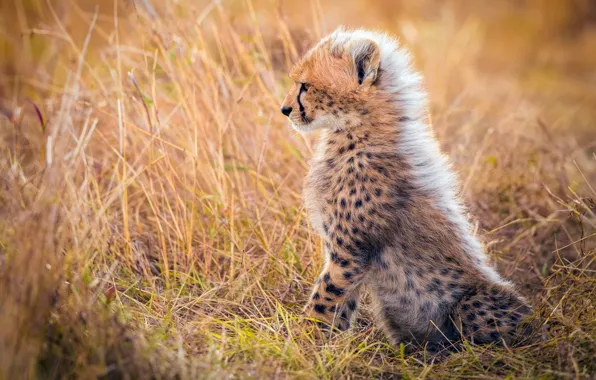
0 1 595 378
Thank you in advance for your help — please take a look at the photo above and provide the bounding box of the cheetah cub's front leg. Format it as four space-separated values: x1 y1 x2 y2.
304 244 366 331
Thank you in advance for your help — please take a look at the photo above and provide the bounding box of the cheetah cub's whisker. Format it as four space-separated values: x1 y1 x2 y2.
280 27 533 353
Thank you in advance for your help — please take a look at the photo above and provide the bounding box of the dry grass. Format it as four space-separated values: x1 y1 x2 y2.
0 0 595 378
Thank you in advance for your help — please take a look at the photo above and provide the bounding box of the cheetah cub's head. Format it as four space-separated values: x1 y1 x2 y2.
280 29 381 133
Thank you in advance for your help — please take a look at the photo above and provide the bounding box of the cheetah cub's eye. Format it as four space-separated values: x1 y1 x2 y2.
301 83 310 91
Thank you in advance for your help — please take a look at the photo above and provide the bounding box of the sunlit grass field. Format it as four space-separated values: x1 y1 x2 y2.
0 0 595 378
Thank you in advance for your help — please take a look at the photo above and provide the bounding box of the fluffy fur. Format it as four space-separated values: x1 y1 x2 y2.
280 27 533 353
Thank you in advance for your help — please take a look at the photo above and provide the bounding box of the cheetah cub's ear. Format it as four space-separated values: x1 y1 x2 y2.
349 38 381 86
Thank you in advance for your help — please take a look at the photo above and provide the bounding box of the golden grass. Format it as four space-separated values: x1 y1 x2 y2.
0 0 595 378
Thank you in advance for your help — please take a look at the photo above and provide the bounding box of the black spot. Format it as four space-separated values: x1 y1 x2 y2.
440 268 450 276
348 143 355 150
462 304 471 311
490 288 499 296
355 200 363 208
374 188 382 196
358 215 366 222
343 272 353 280
456 269 465 275
326 283 344 296
340 199 346 208
349 188 357 196
467 314 477 321
518 305 531 314
383 202 397 212
347 133 353 140
347 299 357 311
496 320 503 327
339 258 350 267
448 283 459 290
336 237 343 246
472 301 482 308
329 306 337 312
323 273 331 283
398 116 412 122
451 273 461 280
375 259 389 270
312 292 320 300
327 159 335 168
351 227 359 234
314 304 327 314
427 278 442 293
339 147 345 154
345 212 351 221
325 297 333 302
478 310 487 316
347 167 355 174
373 165 388 176
364 194 371 202
316 321 330 330
341 311 348 320
486 318 495 325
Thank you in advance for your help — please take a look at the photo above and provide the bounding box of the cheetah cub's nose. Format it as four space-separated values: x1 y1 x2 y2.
281 106 292 117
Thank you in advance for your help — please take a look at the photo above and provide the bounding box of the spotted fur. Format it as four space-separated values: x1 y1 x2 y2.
280 27 533 352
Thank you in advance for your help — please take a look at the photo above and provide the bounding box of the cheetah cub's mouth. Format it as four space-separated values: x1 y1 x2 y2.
279 31 381 133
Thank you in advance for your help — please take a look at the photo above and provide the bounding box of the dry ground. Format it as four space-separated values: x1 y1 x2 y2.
0 0 595 378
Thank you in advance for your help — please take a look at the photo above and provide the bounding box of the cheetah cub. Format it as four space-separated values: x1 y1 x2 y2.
280 28 533 352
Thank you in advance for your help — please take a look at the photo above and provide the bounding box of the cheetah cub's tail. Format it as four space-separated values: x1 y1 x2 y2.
451 283 535 347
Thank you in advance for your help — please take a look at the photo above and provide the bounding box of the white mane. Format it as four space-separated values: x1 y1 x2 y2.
328 28 509 286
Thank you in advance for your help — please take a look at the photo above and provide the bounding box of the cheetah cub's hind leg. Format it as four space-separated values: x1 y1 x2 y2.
452 284 533 346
